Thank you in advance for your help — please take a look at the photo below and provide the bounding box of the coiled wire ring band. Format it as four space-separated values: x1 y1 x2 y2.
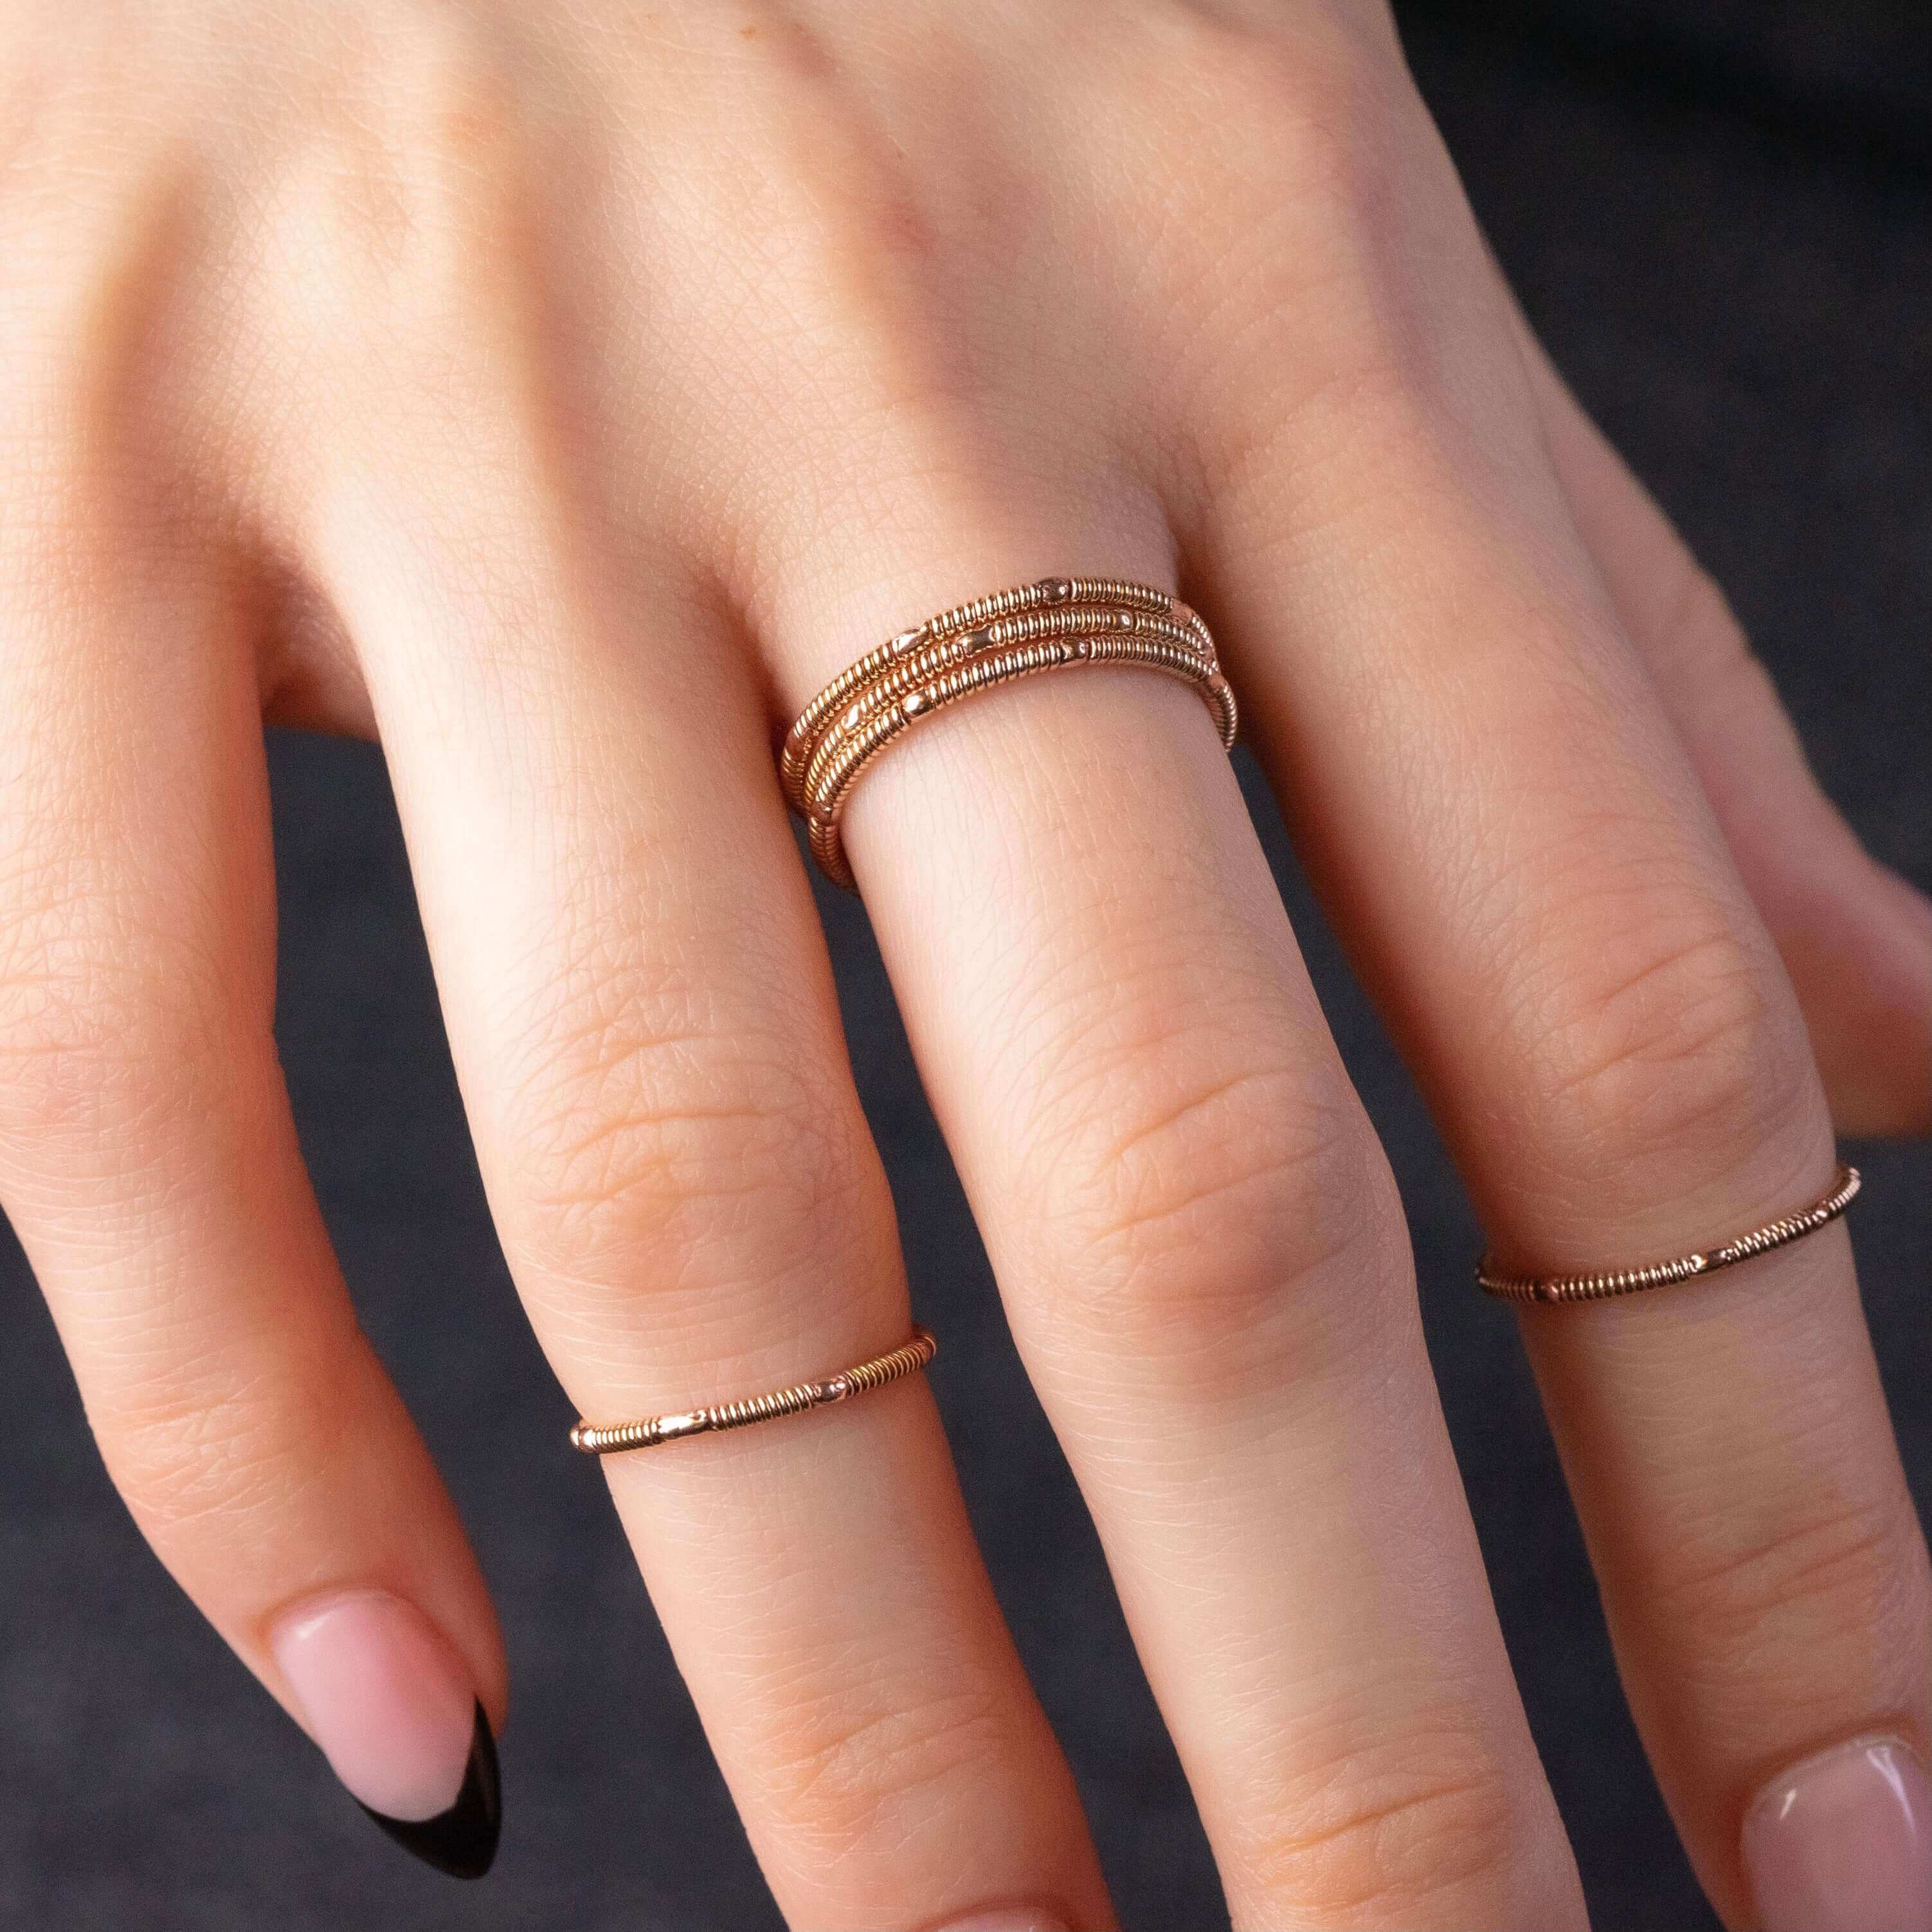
570 1328 937 1456
782 575 1238 888
1477 1164 1861 1305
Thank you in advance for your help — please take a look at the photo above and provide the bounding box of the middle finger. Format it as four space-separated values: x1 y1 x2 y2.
745 459 1585 1927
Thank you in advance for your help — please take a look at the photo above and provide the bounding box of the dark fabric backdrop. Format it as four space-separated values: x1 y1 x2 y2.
3 5 1927 1927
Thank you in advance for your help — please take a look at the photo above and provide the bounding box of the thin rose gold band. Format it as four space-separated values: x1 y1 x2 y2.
1477 1164 1861 1305
782 575 1238 888
573 577 1218 1459
570 1328 937 1456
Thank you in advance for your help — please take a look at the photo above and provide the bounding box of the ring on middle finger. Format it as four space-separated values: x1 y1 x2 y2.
781 575 1239 889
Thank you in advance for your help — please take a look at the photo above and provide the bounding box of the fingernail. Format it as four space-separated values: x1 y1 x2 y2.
936 1913 1070 1931
270 1590 501 1879
1743 1735 1932 1932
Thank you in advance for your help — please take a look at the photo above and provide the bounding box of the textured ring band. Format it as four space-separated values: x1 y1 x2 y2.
782 575 1238 888
1477 1164 1861 1305
569 1327 937 1456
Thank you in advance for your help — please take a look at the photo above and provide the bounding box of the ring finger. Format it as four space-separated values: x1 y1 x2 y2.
1188 143 1932 1929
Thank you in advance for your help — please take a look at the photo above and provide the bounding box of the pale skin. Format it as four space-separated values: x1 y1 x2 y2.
3 1 1929 1926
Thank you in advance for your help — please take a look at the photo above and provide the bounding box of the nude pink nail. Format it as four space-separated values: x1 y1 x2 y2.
1743 1736 1932 1932
270 1589 500 1877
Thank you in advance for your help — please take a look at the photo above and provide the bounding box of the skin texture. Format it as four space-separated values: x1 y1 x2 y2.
0 1 1927 1926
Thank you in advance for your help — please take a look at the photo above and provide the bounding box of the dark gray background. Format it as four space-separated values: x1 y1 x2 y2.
3 5 1927 1926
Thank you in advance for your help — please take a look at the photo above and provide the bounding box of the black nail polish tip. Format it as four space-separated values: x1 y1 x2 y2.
357 1700 501 1880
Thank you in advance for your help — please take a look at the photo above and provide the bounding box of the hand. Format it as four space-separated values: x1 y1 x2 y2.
4 2 1927 1924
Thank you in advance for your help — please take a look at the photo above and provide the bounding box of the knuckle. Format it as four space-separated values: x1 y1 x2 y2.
1517 903 1814 1184
511 1056 863 1297
494 961 871 1295
766 1674 1023 1852
1014 987 1388 1353
1659 1483 1924 1675
0 926 229 1157
1078 1056 1360 1272
1239 1729 1528 1925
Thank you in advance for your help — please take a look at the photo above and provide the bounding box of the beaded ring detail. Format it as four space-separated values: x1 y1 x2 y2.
1477 1164 1861 1305
570 1328 937 1456
782 575 1238 888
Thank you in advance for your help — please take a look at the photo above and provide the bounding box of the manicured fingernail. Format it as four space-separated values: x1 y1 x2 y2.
270 1590 500 1879
936 1913 1070 1931
1744 1736 1932 1932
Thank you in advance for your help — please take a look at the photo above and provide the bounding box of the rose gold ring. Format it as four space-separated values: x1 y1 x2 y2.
1477 1164 1861 1305
781 575 1238 888
570 1328 937 1456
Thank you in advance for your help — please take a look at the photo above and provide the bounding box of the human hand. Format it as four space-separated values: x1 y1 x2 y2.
4 3 1929 1926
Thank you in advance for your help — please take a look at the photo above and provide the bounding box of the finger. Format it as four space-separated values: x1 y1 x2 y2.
0 485 504 1872
1515 314 1932 1138
296 391 1108 1927
745 509 1587 1922
1187 109 1932 1929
